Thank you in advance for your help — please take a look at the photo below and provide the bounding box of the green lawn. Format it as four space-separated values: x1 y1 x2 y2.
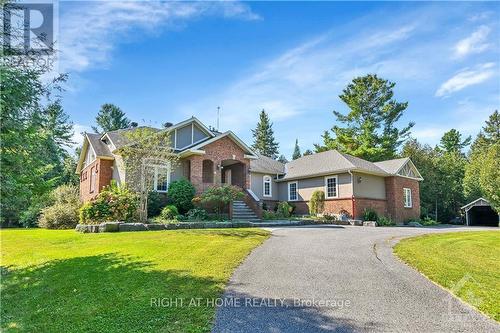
0 228 269 332
394 231 500 321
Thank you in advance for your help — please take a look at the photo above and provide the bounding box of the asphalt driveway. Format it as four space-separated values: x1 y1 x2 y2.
212 225 499 333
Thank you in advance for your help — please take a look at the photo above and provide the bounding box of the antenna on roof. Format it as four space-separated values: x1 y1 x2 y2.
216 106 221 131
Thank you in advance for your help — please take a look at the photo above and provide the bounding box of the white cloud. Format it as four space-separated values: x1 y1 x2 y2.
58 1 259 73
454 25 491 58
435 63 496 97
71 124 92 149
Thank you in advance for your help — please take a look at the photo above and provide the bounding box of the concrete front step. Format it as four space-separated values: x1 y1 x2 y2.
232 201 260 222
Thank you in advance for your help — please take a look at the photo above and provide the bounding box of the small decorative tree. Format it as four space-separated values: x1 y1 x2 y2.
117 128 178 221
196 185 244 220
308 190 325 216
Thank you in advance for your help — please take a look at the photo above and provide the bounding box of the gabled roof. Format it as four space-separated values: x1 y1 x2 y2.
104 126 159 151
374 158 409 174
461 198 492 210
277 150 423 181
250 153 285 174
279 150 388 181
375 157 423 180
167 116 215 139
179 131 258 158
76 133 113 173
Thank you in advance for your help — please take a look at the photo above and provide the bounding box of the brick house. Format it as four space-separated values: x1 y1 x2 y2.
76 117 422 222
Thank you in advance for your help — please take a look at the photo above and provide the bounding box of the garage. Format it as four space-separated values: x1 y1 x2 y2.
461 198 499 227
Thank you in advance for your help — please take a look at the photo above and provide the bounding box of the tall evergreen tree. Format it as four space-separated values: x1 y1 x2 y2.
251 109 279 158
292 139 301 160
482 110 500 145
92 103 131 133
439 129 471 154
315 74 413 161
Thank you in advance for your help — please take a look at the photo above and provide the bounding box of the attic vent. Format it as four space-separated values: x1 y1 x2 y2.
163 122 173 128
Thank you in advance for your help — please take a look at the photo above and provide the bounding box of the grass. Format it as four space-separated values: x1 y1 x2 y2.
0 228 269 333
394 231 500 321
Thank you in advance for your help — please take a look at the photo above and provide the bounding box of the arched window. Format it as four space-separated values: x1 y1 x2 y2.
202 160 214 183
263 175 272 197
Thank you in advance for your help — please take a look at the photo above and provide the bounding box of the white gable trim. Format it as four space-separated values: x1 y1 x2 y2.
167 116 215 139
186 131 258 157
394 159 423 181
461 197 491 211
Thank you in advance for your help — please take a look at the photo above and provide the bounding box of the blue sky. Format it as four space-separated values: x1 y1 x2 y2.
58 1 500 158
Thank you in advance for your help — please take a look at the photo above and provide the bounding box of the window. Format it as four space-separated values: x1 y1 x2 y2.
89 166 96 193
202 159 214 183
325 176 338 198
263 175 272 197
404 188 412 208
81 171 87 182
288 181 298 201
149 165 170 193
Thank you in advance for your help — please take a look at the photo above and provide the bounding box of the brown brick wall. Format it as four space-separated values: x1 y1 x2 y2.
354 198 387 220
292 198 354 217
79 158 114 202
184 136 251 194
385 176 420 222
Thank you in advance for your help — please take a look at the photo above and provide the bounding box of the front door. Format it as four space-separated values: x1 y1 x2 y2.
225 169 232 185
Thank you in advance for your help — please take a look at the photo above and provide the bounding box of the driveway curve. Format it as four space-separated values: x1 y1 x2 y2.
212 225 499 333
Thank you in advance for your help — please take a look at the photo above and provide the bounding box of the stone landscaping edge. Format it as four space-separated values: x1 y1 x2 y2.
74 219 432 233
75 219 366 233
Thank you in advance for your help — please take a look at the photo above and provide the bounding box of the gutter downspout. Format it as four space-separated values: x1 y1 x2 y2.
348 170 355 219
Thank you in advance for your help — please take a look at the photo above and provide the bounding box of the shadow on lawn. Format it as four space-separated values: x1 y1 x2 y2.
1 254 223 333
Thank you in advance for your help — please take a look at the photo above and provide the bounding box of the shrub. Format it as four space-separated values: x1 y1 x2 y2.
79 182 138 224
276 201 294 218
39 203 80 229
147 191 170 217
377 216 395 226
363 208 378 221
308 190 325 216
421 217 438 226
196 185 244 220
263 210 278 220
168 179 196 214
38 185 81 229
160 205 179 220
323 214 338 221
186 208 208 221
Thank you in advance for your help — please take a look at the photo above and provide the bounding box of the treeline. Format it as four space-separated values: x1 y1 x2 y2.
0 57 137 226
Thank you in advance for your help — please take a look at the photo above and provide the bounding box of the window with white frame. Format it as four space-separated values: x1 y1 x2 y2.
288 181 298 201
325 176 338 198
263 175 272 197
148 164 170 193
404 188 412 208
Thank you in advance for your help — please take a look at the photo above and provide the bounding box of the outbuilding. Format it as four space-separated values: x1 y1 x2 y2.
461 198 499 227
